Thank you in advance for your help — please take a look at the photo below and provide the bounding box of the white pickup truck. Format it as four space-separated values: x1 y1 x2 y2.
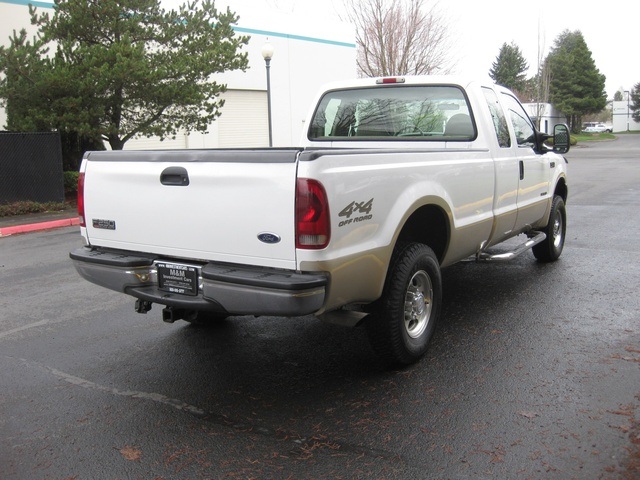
70 76 569 365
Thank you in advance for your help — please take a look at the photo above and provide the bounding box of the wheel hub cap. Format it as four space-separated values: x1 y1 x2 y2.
552 215 563 248
404 270 433 339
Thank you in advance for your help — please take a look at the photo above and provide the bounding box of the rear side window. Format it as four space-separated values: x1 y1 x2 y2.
482 87 511 148
308 85 475 141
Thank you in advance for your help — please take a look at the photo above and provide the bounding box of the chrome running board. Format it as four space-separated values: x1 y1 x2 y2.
473 232 547 262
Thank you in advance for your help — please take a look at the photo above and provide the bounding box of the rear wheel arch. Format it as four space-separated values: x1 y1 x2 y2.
395 203 450 263
363 203 449 313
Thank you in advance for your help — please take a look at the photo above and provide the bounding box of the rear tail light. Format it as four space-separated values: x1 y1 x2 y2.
77 172 86 227
296 178 330 249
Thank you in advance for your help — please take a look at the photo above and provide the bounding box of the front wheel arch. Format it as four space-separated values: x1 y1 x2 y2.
533 194 566 262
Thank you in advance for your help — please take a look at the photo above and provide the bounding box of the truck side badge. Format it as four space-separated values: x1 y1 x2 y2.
338 198 374 227
258 232 281 244
92 219 116 230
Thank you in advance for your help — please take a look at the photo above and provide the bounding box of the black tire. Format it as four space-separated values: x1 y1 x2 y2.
365 243 442 366
533 194 566 262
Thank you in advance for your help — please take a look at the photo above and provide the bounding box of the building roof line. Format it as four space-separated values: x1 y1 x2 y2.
2 0 52 8
233 26 355 49
1 0 356 49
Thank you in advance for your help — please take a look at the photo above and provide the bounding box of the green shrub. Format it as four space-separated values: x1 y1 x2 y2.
64 171 80 194
0 201 68 217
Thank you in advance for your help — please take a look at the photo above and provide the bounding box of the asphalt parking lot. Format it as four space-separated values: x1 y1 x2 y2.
1 135 639 479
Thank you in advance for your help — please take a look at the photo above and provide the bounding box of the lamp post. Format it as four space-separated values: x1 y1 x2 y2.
625 90 630 132
261 41 274 147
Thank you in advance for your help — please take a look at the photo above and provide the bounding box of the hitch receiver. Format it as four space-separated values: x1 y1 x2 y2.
135 299 152 314
162 306 198 323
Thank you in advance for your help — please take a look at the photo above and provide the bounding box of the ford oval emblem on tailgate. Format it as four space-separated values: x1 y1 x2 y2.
258 232 281 244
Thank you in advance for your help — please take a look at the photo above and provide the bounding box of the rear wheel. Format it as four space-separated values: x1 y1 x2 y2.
365 243 442 366
533 195 566 262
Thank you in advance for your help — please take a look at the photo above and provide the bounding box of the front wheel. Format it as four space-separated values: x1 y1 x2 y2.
365 243 442 366
533 195 566 262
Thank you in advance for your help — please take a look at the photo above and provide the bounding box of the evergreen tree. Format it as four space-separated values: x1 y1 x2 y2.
630 82 640 123
0 0 249 153
489 42 528 92
545 30 606 132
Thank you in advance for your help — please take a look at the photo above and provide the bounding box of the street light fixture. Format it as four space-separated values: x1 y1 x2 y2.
261 41 274 147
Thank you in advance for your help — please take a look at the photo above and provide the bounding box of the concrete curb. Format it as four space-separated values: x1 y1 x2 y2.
0 217 80 237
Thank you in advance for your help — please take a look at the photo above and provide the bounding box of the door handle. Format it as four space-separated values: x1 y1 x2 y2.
160 166 189 186
519 160 524 180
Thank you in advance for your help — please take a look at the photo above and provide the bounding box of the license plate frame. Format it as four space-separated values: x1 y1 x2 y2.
156 262 199 296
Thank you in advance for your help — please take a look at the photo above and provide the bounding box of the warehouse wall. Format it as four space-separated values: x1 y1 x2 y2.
0 0 356 148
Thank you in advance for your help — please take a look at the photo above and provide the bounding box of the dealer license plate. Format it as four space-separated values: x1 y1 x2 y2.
156 262 199 296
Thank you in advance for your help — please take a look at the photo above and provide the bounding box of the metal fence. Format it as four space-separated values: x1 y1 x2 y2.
0 132 64 204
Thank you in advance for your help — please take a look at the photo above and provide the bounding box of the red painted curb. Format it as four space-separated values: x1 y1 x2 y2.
0 217 80 237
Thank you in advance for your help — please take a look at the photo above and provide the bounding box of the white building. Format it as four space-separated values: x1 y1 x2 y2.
522 103 566 134
0 0 356 148
612 99 640 132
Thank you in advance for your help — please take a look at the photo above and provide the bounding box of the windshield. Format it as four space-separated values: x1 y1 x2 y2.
308 85 475 141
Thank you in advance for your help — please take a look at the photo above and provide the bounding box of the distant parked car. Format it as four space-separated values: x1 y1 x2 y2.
583 123 612 133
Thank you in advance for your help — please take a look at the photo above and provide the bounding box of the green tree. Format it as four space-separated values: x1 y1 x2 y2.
0 0 249 155
489 42 529 92
630 83 640 124
545 30 606 132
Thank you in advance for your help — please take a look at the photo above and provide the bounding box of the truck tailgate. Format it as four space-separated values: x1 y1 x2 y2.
82 149 301 270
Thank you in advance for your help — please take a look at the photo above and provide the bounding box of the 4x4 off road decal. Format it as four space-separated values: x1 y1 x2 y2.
338 198 374 227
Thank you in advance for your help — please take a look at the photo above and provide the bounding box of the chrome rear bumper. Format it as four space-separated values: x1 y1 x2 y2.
70 247 327 316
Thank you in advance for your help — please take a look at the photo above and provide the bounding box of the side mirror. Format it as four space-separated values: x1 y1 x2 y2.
553 124 570 154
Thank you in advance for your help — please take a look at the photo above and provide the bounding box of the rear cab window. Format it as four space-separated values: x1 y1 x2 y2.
308 85 476 142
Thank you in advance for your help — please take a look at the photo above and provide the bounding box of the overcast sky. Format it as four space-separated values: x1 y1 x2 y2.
438 0 635 99
162 0 636 98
